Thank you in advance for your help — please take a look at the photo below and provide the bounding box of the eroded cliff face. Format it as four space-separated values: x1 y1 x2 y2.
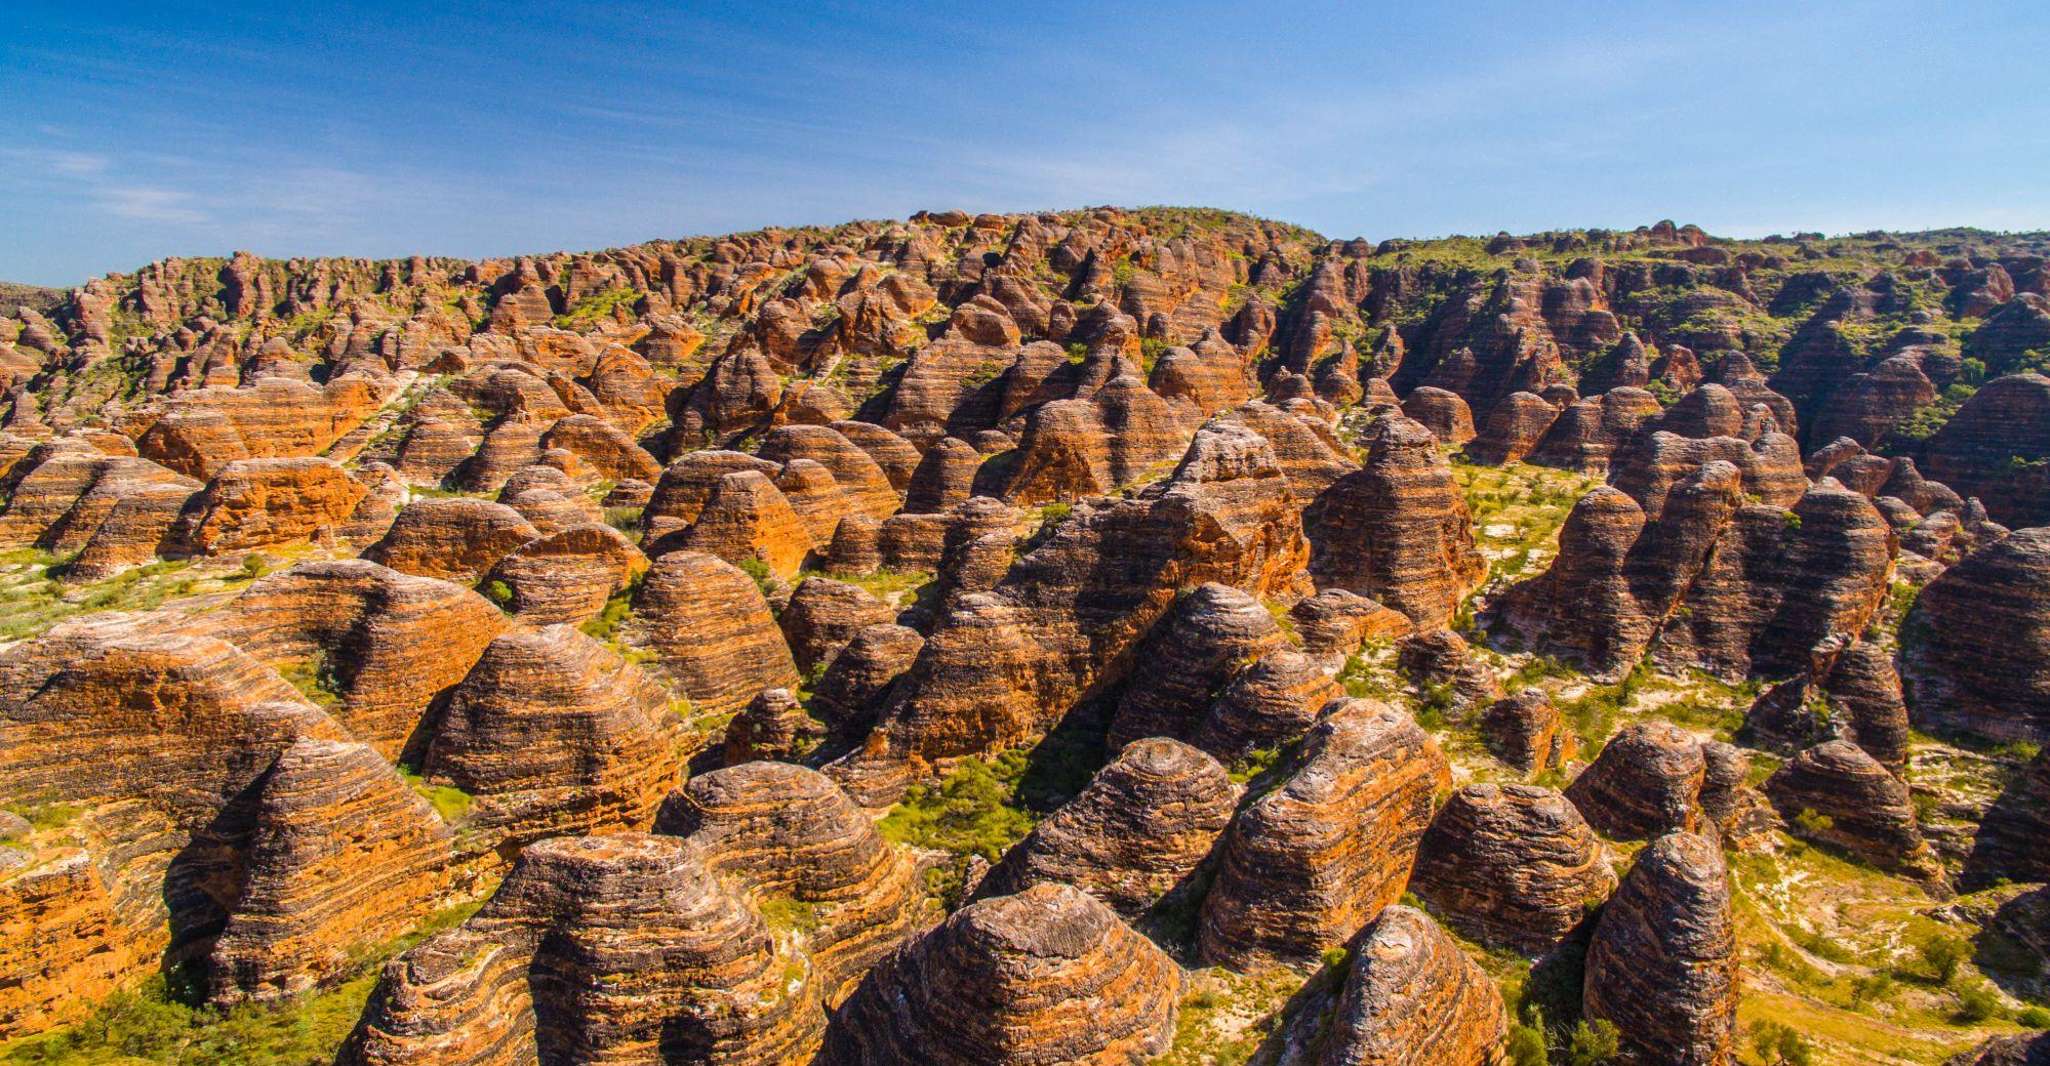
5 210 2050 1063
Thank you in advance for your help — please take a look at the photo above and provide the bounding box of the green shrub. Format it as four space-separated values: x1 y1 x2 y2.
238 554 271 580
1849 971 1895 1005
1953 979 2001 1023
1919 933 1966 983
876 749 1035 862
1750 1020 1815 1065
481 579 514 609
1506 1021 1550 1066
1566 1019 1619 1066
1792 807 1835 836
396 766 473 824
2019 1004 2050 1027
737 557 776 595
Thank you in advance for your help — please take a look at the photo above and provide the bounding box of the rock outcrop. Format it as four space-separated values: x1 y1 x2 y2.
1411 783 1615 954
214 559 512 755
208 738 456 1004
1765 740 1943 884
423 625 685 848
1200 699 1449 968
1583 832 1738 1066
1564 722 1706 840
1307 415 1485 627
631 550 802 718
978 737 1236 918
838 421 1309 796
363 496 541 583
1903 527 2050 742
1318 905 1510 1066
819 882 1181 1066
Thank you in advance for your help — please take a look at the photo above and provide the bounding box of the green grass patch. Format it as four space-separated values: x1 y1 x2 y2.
395 766 473 824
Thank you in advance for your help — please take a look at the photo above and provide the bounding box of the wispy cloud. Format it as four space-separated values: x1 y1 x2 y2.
98 185 208 224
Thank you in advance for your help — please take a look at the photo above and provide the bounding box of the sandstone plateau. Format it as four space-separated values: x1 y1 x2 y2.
3 209 2048 1064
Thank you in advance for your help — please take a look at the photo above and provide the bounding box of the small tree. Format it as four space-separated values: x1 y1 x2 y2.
1567 1019 1620 1066
1919 934 1966 983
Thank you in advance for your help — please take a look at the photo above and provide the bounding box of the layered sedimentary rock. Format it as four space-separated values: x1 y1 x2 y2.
673 468 813 578
0 617 352 1024
1946 1034 2050 1066
1501 468 1894 680
903 436 983 513
1609 429 1806 520
479 522 646 625
1290 588 1415 660
344 834 813 1066
1106 583 1286 747
1397 628 1503 716
1526 387 1662 474
168 456 369 555
641 450 781 538
654 761 925 995
1307 414 1485 627
1192 648 1343 760
1743 637 1910 771
819 882 1181 1066
214 559 512 755
757 424 900 519
1400 386 1477 445
779 577 895 675
1923 372 2050 528
135 375 387 479
838 421 1309 795
1903 528 2050 741
1464 390 1560 465
363 496 542 583
1564 722 1705 840
1318 905 1509 1066
1765 740 1942 883
1480 690 1573 774
1966 747 2050 888
1411 784 1615 954
208 738 456 1004
1583 832 1738 1066
631 550 802 717
721 687 826 764
1199 699 1448 968
978 738 1236 918
809 623 923 735
423 626 685 847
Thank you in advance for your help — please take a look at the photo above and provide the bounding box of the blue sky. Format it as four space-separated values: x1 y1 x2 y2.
3 1 2047 285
